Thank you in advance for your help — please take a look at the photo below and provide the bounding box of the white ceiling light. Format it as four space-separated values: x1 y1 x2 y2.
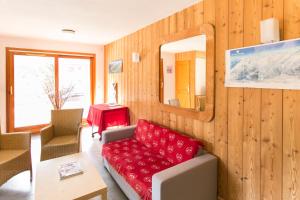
61 29 76 35
61 28 76 40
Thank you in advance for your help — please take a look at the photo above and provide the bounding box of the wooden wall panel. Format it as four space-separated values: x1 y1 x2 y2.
261 0 283 200
214 0 228 198
202 0 215 154
227 0 244 199
104 0 300 199
283 0 300 200
243 0 262 200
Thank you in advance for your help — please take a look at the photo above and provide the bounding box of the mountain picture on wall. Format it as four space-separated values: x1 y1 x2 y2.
225 38 300 90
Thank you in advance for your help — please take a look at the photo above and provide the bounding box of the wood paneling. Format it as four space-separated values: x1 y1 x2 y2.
214 0 228 198
227 0 244 199
261 1 283 200
243 0 262 199
283 0 300 200
104 1 300 199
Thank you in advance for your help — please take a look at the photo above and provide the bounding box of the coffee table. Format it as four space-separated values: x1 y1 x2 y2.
35 153 107 200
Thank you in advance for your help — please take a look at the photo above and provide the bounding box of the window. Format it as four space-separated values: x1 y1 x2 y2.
14 55 55 127
6 48 95 132
59 58 91 118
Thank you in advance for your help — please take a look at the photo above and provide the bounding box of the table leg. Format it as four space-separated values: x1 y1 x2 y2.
91 125 101 141
101 190 107 200
92 125 98 138
92 125 95 138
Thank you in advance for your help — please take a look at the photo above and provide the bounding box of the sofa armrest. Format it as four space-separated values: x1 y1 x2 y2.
152 154 217 200
0 132 31 150
40 125 54 146
102 125 136 144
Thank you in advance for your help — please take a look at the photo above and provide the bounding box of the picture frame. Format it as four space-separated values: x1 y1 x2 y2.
109 59 123 73
225 38 300 90
166 65 173 73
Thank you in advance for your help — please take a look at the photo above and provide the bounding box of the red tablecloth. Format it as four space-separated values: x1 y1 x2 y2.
87 104 130 135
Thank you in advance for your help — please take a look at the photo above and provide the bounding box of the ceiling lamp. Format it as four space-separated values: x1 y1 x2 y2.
61 29 76 35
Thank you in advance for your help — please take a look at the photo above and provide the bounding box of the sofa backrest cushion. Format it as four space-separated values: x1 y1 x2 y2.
134 119 202 165
134 119 154 145
164 130 201 164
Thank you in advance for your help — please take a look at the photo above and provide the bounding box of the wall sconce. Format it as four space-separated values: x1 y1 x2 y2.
132 52 140 63
260 18 280 44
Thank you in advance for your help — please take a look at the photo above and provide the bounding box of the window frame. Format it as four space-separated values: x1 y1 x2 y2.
6 47 96 133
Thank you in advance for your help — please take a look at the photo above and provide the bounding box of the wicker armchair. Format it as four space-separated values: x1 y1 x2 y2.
40 108 83 161
0 131 32 186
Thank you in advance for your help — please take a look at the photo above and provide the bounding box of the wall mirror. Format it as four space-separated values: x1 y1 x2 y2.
158 24 215 121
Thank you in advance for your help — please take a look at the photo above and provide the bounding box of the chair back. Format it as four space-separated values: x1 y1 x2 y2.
168 98 180 107
51 108 83 136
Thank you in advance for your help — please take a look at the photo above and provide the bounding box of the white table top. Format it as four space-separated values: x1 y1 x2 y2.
35 152 107 200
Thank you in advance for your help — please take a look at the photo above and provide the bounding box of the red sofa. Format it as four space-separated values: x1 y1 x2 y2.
102 119 217 200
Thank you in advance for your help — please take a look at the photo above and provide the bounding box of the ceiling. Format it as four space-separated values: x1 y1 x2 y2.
161 35 206 53
0 0 200 45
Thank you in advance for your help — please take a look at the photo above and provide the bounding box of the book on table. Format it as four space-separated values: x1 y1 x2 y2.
58 161 83 180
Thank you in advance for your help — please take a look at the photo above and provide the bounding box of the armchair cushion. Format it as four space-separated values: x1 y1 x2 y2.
41 137 79 161
44 135 77 147
0 150 28 165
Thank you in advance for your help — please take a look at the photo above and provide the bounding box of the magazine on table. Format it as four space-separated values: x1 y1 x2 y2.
58 161 83 180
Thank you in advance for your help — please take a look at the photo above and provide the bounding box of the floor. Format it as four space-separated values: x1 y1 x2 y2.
0 127 128 200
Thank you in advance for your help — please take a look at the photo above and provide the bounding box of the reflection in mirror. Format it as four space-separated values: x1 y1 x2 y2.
159 35 206 111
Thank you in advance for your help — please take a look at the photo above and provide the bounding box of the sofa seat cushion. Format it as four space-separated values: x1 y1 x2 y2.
102 138 175 200
134 119 202 165
44 135 77 147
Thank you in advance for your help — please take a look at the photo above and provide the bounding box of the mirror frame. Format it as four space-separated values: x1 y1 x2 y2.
157 24 215 122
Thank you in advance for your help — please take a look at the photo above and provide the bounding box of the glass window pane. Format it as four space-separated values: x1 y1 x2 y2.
14 55 55 127
58 58 91 118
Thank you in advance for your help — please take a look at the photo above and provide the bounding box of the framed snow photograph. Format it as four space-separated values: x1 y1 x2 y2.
109 59 123 73
225 38 300 90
